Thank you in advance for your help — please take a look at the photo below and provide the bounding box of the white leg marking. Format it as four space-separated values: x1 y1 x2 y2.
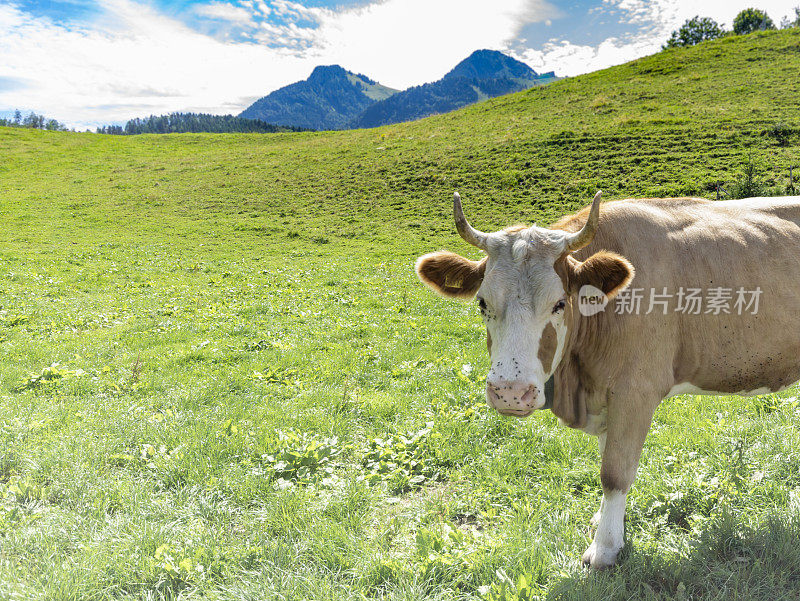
582 490 626 568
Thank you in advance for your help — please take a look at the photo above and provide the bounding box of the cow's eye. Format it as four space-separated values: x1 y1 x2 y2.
552 299 566 314
477 297 487 312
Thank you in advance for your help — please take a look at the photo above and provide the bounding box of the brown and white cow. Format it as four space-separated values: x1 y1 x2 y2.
415 191 800 568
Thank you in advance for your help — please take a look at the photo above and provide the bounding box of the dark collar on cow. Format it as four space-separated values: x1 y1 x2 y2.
542 375 554 411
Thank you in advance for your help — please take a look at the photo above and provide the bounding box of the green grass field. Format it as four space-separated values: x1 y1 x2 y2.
2 28 800 600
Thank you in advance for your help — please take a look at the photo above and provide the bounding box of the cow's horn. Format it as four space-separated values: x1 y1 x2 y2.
565 191 602 252
453 192 487 249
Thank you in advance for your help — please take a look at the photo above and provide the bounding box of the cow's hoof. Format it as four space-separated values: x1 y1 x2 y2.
581 542 620 569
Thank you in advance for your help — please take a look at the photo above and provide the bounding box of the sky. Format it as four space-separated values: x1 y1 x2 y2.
1 0 799 129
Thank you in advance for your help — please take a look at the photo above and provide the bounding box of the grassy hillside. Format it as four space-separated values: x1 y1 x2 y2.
1 28 800 600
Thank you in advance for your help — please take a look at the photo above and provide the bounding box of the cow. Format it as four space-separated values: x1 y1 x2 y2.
415 191 800 568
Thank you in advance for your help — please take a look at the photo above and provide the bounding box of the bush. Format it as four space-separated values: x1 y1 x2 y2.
729 156 768 198
664 16 725 49
733 8 776 35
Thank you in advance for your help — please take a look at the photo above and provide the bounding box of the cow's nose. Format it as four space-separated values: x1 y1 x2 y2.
486 380 541 416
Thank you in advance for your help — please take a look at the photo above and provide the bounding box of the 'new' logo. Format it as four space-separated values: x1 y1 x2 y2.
577 284 608 316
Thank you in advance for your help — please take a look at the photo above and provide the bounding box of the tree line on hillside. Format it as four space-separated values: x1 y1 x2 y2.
96 112 310 135
0 110 69 131
664 7 800 48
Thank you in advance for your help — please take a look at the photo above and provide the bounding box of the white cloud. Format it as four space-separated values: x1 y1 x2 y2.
0 0 309 129
195 2 256 26
520 36 655 77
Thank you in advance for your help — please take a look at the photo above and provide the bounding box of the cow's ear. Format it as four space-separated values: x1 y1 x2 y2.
415 251 486 299
560 251 634 299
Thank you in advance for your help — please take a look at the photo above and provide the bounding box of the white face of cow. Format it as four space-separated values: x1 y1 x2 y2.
476 228 570 416
416 192 634 418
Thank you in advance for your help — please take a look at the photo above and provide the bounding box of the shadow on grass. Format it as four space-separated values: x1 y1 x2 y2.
547 510 800 601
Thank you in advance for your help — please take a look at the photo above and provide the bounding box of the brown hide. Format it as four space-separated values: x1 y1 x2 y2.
550 196 800 428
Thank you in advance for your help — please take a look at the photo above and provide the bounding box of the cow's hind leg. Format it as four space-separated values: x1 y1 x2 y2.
582 395 657 569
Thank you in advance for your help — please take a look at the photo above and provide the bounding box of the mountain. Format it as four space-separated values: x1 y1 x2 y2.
238 65 397 131
349 49 557 128
443 48 548 81
239 51 555 131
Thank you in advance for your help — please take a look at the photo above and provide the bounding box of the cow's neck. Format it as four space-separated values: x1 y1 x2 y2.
550 301 611 429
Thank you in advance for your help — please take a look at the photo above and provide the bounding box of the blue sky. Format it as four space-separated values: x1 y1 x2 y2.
1 0 799 129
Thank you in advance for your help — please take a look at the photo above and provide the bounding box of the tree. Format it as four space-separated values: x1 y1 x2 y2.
22 112 45 128
781 7 800 28
664 16 725 48
95 112 309 135
733 8 776 35
0 109 67 131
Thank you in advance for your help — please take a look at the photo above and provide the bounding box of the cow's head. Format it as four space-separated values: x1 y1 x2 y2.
415 192 634 417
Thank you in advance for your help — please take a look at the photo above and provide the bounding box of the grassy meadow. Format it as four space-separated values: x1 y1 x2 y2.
2 28 800 600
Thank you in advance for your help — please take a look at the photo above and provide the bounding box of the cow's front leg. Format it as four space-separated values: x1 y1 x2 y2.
582 398 656 569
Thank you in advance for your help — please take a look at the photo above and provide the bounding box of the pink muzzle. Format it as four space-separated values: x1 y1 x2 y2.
485 380 542 416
